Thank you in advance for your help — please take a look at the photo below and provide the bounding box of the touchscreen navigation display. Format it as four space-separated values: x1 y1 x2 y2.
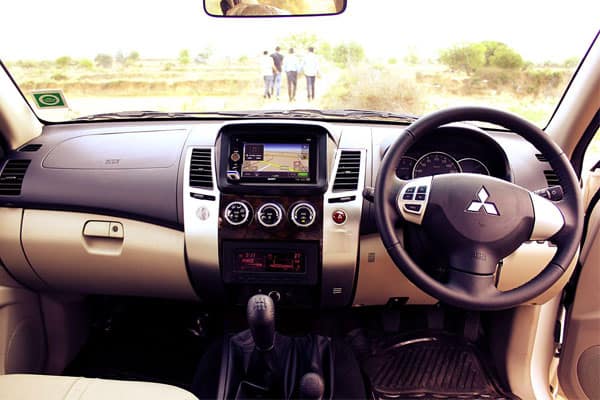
241 143 310 182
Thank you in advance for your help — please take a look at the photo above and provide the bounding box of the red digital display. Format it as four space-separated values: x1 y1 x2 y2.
234 251 305 273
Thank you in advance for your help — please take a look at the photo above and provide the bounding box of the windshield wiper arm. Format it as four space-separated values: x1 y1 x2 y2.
242 109 418 121
330 109 419 121
72 110 251 121
72 109 419 122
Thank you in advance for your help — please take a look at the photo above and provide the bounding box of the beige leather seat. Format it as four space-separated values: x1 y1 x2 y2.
0 374 199 400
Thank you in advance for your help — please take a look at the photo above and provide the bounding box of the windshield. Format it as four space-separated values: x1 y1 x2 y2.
1 0 597 124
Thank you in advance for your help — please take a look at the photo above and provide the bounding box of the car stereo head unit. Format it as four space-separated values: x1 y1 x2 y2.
230 140 314 184
217 123 329 193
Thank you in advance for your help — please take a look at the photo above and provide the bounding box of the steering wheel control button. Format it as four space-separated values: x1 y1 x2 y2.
257 203 284 228
290 202 316 228
397 176 433 225
224 201 251 226
404 204 422 213
332 209 347 225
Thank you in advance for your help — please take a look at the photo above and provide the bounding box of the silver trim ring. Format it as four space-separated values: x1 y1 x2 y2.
458 157 490 175
224 201 251 226
290 202 316 227
257 202 283 228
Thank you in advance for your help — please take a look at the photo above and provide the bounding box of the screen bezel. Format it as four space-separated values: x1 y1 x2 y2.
217 123 329 194
239 139 315 184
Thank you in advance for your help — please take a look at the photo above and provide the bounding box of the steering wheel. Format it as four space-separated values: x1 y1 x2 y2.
374 107 583 310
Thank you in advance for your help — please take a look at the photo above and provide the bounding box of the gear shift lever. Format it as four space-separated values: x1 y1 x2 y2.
299 372 325 400
247 294 276 351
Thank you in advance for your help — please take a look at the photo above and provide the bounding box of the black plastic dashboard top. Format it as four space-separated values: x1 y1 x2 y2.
0 126 190 229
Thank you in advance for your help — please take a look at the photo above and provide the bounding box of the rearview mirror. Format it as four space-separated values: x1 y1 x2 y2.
205 0 346 17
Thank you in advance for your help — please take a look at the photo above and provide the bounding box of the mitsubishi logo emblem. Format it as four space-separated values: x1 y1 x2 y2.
466 187 499 215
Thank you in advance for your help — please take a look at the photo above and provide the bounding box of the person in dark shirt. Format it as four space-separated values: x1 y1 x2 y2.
270 46 284 100
283 48 300 102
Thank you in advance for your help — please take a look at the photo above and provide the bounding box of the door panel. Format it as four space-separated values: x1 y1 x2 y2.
558 198 600 399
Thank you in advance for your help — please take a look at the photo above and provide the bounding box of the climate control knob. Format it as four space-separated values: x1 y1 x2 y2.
224 201 251 226
257 203 284 228
290 202 316 228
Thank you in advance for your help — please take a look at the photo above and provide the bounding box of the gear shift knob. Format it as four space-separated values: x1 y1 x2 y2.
247 294 275 351
299 372 324 400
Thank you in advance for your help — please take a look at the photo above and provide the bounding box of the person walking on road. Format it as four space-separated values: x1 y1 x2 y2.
283 48 300 102
302 47 319 101
270 46 284 100
260 50 275 99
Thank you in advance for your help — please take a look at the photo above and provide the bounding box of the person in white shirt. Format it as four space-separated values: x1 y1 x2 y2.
283 48 300 101
302 47 319 101
260 50 275 99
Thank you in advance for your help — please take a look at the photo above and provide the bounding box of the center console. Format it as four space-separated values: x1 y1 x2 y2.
217 124 329 307
183 121 366 308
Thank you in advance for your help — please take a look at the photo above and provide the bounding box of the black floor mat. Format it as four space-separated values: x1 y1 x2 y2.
352 332 516 400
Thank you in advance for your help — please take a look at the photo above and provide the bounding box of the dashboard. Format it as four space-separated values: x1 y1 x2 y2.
0 119 562 308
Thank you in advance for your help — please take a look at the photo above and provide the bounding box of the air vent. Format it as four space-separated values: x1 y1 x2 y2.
543 170 561 186
535 153 548 162
189 148 213 189
0 160 31 196
332 150 361 192
19 144 42 152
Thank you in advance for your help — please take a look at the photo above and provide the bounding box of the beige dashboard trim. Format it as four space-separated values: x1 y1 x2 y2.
499 241 578 305
355 235 573 307
354 234 436 306
19 210 197 300
558 200 600 399
0 208 46 289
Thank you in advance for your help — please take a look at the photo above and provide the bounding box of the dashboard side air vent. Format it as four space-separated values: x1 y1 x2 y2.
19 144 42 152
0 159 31 196
543 170 561 186
535 153 561 187
332 150 361 192
189 148 213 189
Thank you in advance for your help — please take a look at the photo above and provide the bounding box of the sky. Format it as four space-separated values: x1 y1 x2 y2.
1 0 598 63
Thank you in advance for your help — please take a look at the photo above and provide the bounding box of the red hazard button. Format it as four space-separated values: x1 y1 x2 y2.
332 209 347 224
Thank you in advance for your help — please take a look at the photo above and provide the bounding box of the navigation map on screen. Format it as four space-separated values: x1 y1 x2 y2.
241 143 310 181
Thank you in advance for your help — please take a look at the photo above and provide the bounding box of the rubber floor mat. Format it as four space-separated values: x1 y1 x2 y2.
361 336 516 399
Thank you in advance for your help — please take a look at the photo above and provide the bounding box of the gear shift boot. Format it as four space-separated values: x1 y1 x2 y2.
197 295 364 399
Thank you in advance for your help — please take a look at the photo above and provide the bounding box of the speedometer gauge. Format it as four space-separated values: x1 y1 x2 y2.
458 158 490 175
413 152 460 178
396 156 416 180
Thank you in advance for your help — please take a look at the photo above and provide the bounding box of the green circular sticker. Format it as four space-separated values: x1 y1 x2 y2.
38 94 61 106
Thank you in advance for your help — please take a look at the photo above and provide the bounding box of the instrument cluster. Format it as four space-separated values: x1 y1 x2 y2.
391 125 510 181
396 152 490 180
